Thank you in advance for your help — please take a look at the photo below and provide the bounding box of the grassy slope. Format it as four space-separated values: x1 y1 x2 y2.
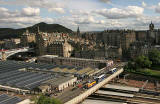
126 68 160 78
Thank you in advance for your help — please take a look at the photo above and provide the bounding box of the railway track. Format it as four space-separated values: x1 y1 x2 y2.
93 92 160 104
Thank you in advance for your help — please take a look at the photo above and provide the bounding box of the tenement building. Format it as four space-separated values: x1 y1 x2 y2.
102 22 160 59
20 29 35 47
35 28 73 57
136 22 160 45
127 41 151 58
103 30 136 58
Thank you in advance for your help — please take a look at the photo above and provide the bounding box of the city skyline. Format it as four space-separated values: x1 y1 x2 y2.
0 0 160 31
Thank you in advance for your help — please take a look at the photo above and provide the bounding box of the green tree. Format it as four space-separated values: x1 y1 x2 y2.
148 49 160 65
135 55 152 68
37 95 62 104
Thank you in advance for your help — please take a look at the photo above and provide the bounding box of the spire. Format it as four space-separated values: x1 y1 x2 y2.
149 21 154 31
77 26 80 36
37 26 40 33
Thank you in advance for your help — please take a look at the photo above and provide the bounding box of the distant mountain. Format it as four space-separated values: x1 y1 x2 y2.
0 22 73 40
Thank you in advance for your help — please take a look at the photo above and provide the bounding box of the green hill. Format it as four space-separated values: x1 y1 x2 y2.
0 22 73 39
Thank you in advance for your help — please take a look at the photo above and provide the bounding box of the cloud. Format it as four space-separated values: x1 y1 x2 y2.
0 7 54 28
94 6 144 19
0 0 65 13
99 0 111 3
155 3 160 13
21 7 40 16
48 8 65 14
74 16 97 24
142 1 147 7
0 0 160 31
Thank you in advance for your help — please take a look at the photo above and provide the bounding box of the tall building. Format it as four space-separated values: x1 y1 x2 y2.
149 21 154 31
35 27 73 57
77 26 80 36
103 30 136 58
20 29 35 47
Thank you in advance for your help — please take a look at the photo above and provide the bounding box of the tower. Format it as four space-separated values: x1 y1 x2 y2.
77 26 80 36
37 26 40 33
149 21 154 31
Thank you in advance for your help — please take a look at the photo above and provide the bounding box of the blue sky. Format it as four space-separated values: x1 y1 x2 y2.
0 0 160 31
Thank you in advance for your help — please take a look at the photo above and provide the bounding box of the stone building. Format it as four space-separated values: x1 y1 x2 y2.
136 22 160 45
35 28 73 57
20 29 35 47
135 31 147 41
47 40 73 57
127 41 151 58
3 38 20 49
102 22 160 59
103 30 121 47
105 46 122 59
103 30 136 58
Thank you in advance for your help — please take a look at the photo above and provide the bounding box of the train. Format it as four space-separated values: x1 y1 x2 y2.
86 80 97 89
109 68 117 74
85 68 118 89
95 74 106 83
85 74 106 89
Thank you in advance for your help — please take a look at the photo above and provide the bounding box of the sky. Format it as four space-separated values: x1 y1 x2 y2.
0 0 160 31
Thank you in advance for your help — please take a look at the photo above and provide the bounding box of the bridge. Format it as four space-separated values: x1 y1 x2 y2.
0 47 33 60
64 68 124 104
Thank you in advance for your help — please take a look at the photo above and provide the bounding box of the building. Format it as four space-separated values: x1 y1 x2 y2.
3 38 20 49
20 29 35 47
105 46 122 59
103 30 135 58
48 40 73 57
136 22 160 45
35 28 73 57
127 41 151 58
0 61 77 94
37 55 111 68
102 22 160 59
40 77 77 92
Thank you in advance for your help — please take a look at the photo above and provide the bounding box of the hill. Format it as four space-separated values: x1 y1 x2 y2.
0 22 73 39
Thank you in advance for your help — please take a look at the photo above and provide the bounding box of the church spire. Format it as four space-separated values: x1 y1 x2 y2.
149 21 154 31
77 26 80 36
37 26 40 33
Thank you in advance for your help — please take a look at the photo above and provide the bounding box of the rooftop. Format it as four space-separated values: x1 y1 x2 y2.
40 55 108 62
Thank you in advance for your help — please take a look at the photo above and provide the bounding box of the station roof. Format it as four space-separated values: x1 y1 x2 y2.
104 84 139 92
82 99 127 104
0 94 22 104
40 55 107 62
43 77 76 86
96 90 134 98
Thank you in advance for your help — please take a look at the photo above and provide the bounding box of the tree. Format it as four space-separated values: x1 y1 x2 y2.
37 95 62 104
148 49 160 65
135 55 152 68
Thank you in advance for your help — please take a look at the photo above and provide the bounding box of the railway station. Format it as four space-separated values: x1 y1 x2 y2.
0 61 78 94
103 84 140 92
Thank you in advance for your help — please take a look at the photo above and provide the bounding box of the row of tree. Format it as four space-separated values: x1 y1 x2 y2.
125 49 160 70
